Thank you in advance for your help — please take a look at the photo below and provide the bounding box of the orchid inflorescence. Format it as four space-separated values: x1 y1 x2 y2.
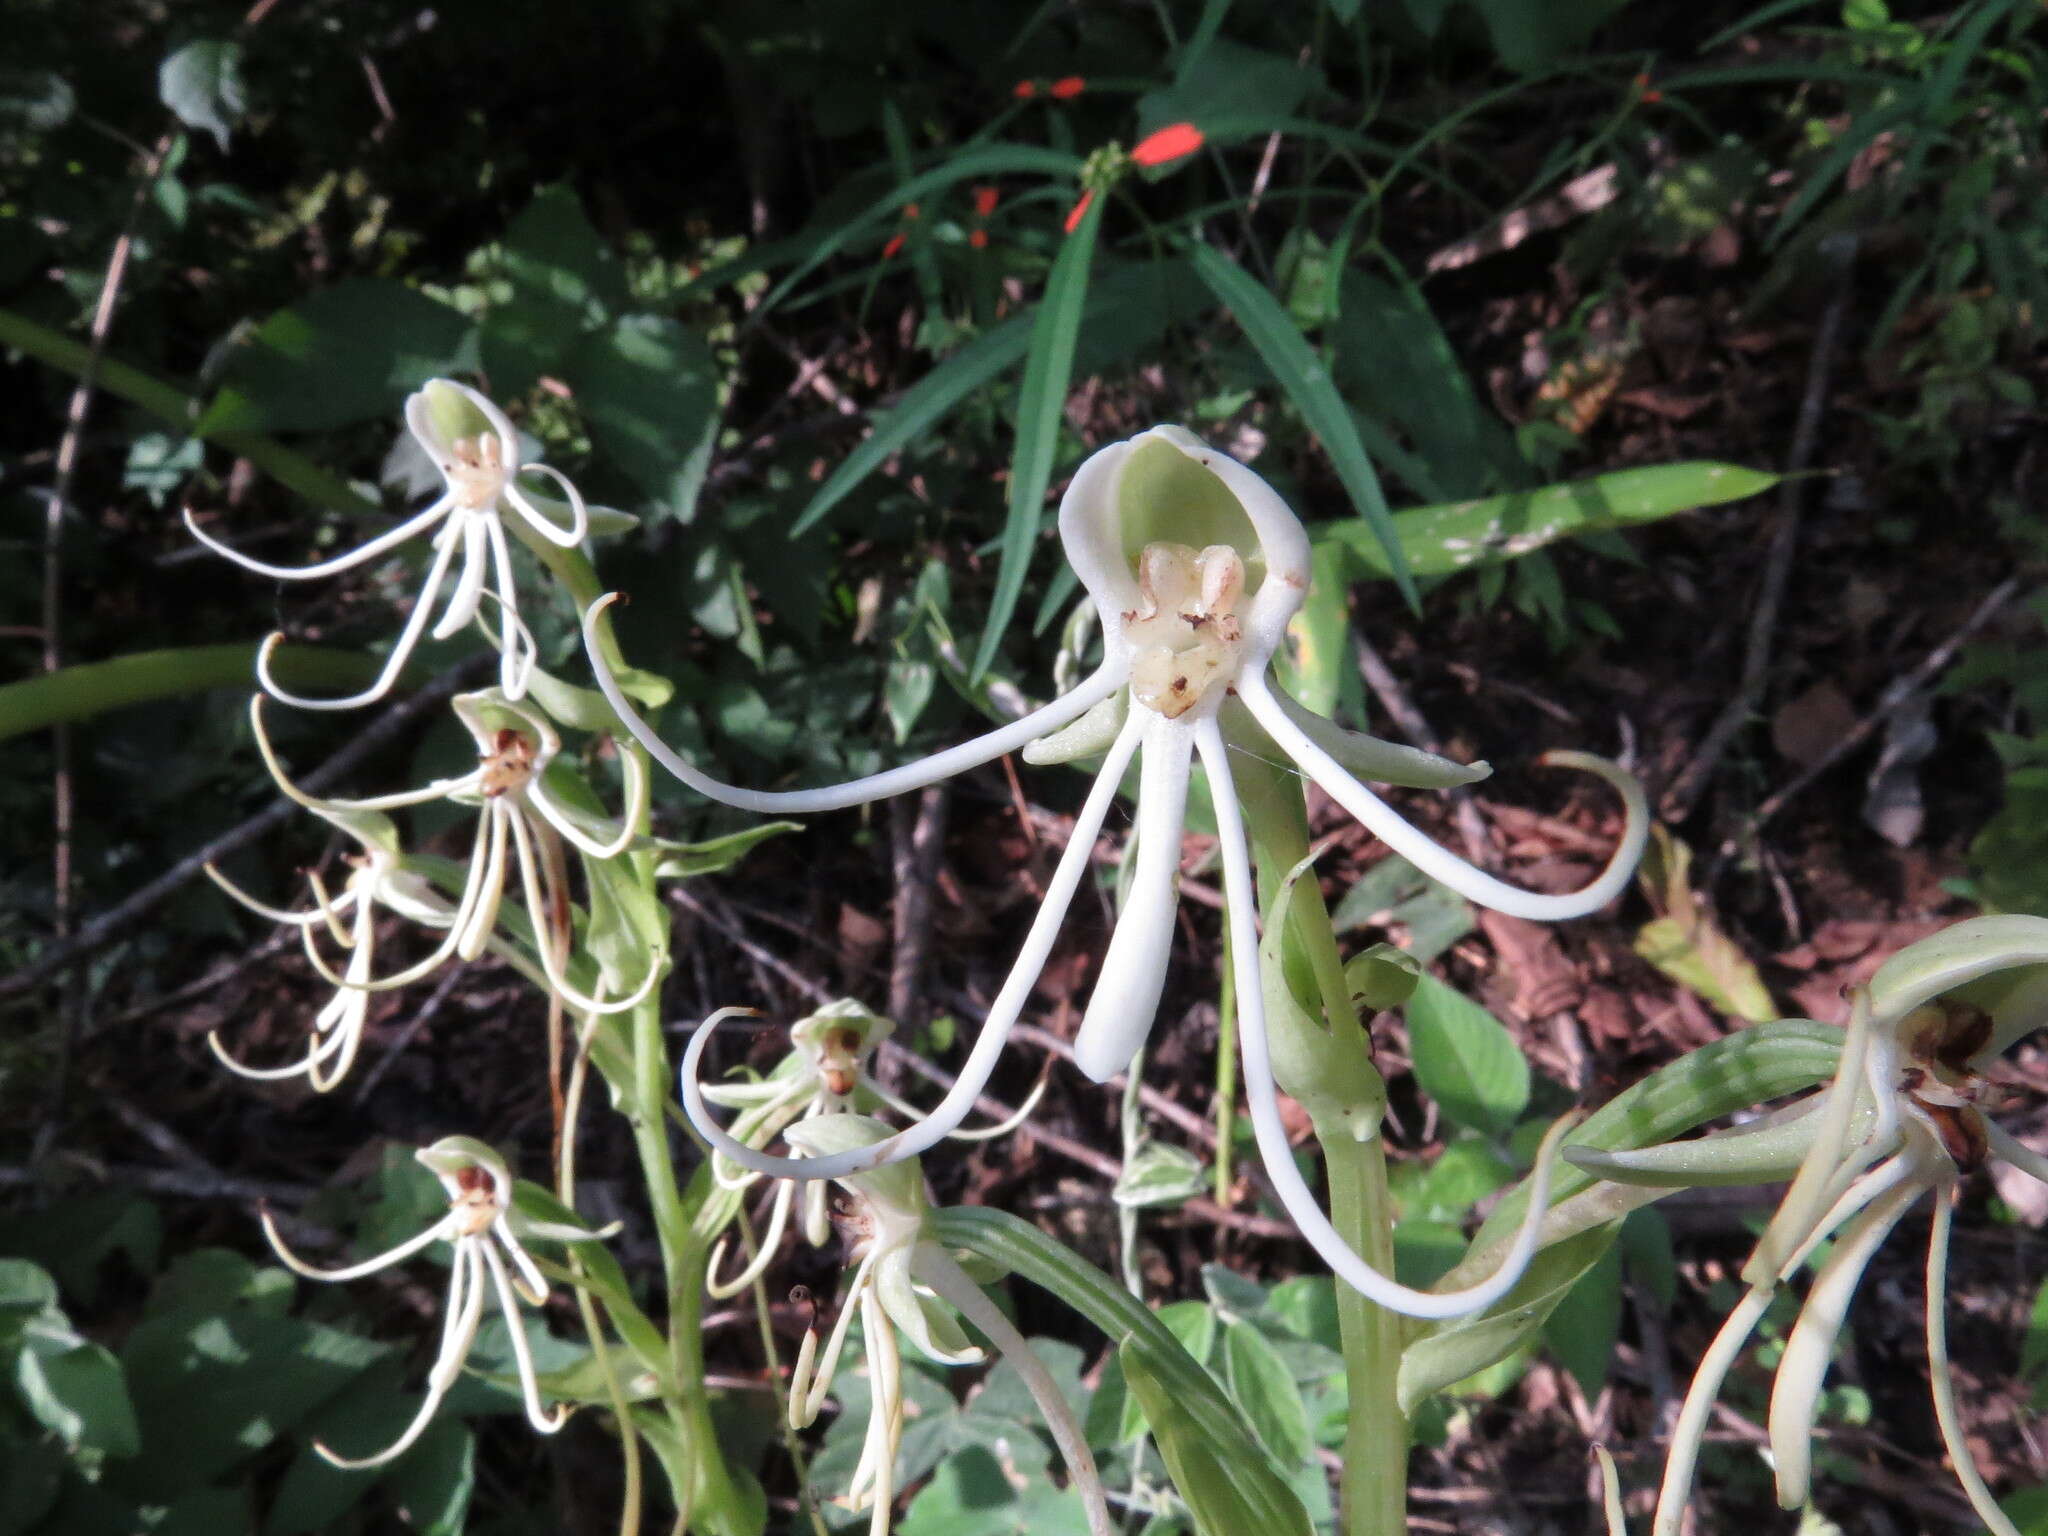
587 424 1649 1318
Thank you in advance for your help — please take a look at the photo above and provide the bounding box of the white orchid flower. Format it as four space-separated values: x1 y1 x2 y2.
186 379 592 708
590 427 1643 1317
242 692 656 1020
204 697 475 1091
1572 916 2048 1536
261 1137 612 1468
780 1114 1112 1536
700 1001 1044 1299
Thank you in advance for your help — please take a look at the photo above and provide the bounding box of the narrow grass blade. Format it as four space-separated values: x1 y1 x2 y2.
970 187 1101 679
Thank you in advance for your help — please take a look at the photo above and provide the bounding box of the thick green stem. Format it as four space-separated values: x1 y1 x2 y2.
1228 744 1409 1536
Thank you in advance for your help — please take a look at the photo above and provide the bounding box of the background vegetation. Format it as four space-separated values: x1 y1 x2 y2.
2 0 2043 1530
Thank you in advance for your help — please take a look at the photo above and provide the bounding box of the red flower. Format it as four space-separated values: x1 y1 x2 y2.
970 229 989 249
1063 188 1096 234
1131 122 1204 167
1013 79 1038 100
882 233 906 259
972 184 1000 218
903 203 921 220
1050 75 1086 99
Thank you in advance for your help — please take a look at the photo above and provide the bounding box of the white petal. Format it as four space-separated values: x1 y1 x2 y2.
1923 1184 2024 1536
582 591 1125 812
1073 713 1194 1081
1241 676 1648 921
678 710 1147 1182
183 497 452 582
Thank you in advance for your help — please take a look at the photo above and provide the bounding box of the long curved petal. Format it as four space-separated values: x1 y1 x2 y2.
481 1241 569 1435
706 1177 798 1300
1072 711 1194 1082
254 527 464 712
1924 1184 2023 1536
1239 675 1648 921
481 518 538 700
204 862 359 928
504 462 589 547
431 516 490 640
1198 715 1577 1319
505 810 661 1015
583 592 1124 812
260 1205 454 1282
680 709 1148 1181
1767 1174 1927 1507
525 748 648 860
317 1244 488 1470
1651 1282 1776 1536
183 498 452 581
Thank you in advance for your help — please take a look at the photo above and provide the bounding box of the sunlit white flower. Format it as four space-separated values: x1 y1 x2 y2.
699 1000 1044 1299
186 379 591 708
780 1114 1112 1536
261 1137 611 1468
589 426 1640 1317
1574 916 2048 1536
241 691 657 1020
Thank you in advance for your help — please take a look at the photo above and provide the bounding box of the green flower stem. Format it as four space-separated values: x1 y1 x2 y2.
624 991 753 1534
1228 744 1408 1536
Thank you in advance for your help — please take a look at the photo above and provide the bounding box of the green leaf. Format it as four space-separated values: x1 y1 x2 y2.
791 314 1034 536
1122 1335 1313 1536
1344 942 1421 1013
1540 1244 1621 1398
1331 854 1474 966
158 40 244 150
899 1444 1094 1536
1404 976 1530 1136
198 280 478 435
566 314 720 521
1633 827 1777 1023
1113 1141 1207 1210
929 1208 1310 1536
1315 462 1780 579
483 185 626 395
380 1420 474 1536
15 1333 140 1458
1222 1322 1315 1469
1186 240 1415 606
972 189 1102 680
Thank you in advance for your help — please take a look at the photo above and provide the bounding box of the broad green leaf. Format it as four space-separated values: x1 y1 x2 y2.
484 184 627 395
15 1332 140 1457
566 314 719 520
198 280 478 435
1404 976 1529 1136
972 188 1102 680
1222 1322 1315 1469
380 1420 474 1536
899 1444 1094 1536
791 313 1033 536
1540 1244 1621 1397
1186 240 1414 605
1316 462 1780 578
158 40 243 150
1332 854 1474 966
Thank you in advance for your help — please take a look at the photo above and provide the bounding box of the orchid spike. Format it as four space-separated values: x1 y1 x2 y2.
599 428 1644 1313
186 380 599 708
260 1137 610 1468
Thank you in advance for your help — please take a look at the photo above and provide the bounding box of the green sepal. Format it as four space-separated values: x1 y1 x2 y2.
1022 689 1129 765
1259 849 1385 1135
1260 688 1490 789
1563 1097 1861 1188
1345 943 1421 1013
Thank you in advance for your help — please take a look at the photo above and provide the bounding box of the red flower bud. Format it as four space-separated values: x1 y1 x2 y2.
972 185 1000 217
970 229 989 249
1013 79 1038 100
1063 188 1096 234
882 233 906 259
1131 122 1204 168
1050 75 1086 99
